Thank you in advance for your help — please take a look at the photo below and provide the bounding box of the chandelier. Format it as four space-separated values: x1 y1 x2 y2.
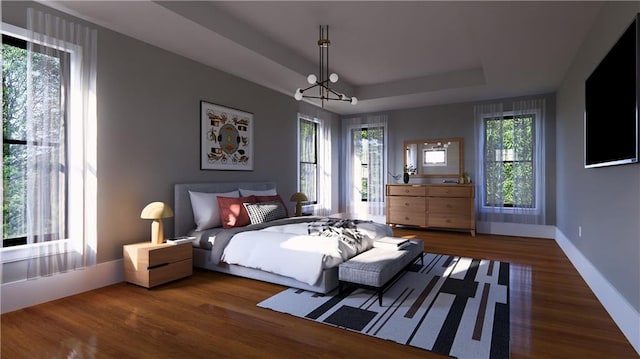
293 25 357 106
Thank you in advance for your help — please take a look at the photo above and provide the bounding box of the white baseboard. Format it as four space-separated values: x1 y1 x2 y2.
477 221 556 238
1 259 123 314
554 228 640 355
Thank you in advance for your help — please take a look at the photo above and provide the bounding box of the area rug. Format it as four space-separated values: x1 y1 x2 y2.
258 253 510 359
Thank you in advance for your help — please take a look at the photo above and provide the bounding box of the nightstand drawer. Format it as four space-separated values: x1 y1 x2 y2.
148 258 192 287
146 244 191 267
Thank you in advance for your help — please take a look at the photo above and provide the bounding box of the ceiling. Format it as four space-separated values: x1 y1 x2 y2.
44 1 603 115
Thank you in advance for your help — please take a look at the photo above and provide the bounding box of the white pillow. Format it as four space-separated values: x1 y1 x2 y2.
239 188 277 196
189 190 239 231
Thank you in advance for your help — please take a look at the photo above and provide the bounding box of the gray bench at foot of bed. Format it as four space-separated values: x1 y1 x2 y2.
338 239 424 306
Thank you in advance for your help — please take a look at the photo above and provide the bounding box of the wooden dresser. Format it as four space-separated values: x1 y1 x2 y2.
386 184 476 236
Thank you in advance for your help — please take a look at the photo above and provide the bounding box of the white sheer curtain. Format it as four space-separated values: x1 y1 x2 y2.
25 8 97 278
474 98 546 225
342 114 388 216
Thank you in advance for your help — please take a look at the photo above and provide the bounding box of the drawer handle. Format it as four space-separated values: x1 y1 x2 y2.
148 263 169 270
405 216 409 220
405 202 410 206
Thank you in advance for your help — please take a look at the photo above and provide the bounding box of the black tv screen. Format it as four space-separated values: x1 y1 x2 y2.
584 14 639 168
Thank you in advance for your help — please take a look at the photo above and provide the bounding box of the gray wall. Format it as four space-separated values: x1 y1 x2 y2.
381 93 556 225
556 2 640 312
2 1 339 265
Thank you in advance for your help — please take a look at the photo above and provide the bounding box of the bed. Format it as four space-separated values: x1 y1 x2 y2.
174 182 393 293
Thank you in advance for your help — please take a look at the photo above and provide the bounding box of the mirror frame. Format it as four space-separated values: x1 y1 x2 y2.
403 137 464 178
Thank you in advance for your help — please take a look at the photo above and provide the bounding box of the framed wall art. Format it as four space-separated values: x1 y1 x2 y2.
200 101 253 170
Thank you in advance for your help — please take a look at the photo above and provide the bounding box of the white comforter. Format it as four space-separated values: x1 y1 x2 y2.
221 221 391 285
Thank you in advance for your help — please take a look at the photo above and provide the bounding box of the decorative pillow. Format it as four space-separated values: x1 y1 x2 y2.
243 201 287 224
189 190 239 231
239 188 277 197
217 196 256 228
254 194 289 217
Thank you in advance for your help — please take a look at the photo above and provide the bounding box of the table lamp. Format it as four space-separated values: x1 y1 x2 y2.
140 202 174 244
289 192 308 217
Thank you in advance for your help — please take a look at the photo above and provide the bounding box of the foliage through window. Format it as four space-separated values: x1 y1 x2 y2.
351 126 384 202
483 115 535 208
298 118 318 204
2 34 68 247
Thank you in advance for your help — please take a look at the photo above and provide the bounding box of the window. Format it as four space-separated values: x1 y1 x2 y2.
423 148 447 166
298 117 318 204
483 114 535 208
2 33 68 248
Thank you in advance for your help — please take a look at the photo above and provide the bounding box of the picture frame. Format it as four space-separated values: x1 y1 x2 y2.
200 101 253 171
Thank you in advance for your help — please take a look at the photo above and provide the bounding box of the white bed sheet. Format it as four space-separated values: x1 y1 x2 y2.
220 221 389 285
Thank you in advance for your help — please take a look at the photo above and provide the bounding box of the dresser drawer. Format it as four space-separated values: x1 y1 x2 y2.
427 198 472 229
428 185 472 198
388 196 426 211
428 198 471 216
427 214 470 229
388 210 426 226
387 185 426 197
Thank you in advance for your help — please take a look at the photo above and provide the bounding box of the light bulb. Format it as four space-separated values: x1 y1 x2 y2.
329 73 339 83
307 74 317 84
294 89 303 101
350 97 358 105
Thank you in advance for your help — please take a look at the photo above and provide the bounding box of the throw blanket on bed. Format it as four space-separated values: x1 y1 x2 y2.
307 218 370 247
219 218 391 286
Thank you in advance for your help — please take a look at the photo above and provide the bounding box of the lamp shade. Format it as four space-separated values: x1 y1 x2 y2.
289 192 308 203
290 192 308 217
141 202 173 244
140 202 174 219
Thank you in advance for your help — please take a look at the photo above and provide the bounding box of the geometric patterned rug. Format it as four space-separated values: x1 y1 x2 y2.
258 253 510 359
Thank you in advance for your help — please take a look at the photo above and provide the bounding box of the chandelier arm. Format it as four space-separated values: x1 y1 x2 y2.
300 83 320 92
294 24 356 105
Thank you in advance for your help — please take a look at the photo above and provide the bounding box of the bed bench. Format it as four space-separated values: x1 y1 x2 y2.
338 239 424 305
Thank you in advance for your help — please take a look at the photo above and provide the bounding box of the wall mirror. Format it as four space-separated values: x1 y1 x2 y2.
404 137 463 178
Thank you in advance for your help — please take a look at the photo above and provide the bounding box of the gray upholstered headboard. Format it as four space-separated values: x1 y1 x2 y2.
173 181 277 237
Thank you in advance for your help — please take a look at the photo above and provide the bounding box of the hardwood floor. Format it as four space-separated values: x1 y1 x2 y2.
2 229 638 358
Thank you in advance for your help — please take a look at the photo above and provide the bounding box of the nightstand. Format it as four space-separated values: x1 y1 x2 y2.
123 242 192 288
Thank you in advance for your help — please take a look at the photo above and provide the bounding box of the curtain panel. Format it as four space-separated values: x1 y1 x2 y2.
342 114 388 216
21 8 98 279
474 99 546 225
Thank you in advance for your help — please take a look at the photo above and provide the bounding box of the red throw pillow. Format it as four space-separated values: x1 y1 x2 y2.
255 194 289 216
217 196 256 228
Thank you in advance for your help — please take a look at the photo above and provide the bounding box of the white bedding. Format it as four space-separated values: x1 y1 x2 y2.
221 221 390 285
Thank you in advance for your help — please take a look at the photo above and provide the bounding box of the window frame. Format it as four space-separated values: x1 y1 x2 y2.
297 115 319 206
480 110 541 213
1 22 84 263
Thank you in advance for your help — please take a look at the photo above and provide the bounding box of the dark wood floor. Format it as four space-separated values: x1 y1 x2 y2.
1 229 638 358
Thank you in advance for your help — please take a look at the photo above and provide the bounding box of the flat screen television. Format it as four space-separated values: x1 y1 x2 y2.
584 14 639 168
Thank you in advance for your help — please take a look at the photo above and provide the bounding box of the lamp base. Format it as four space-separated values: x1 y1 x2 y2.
295 202 303 217
151 219 165 244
